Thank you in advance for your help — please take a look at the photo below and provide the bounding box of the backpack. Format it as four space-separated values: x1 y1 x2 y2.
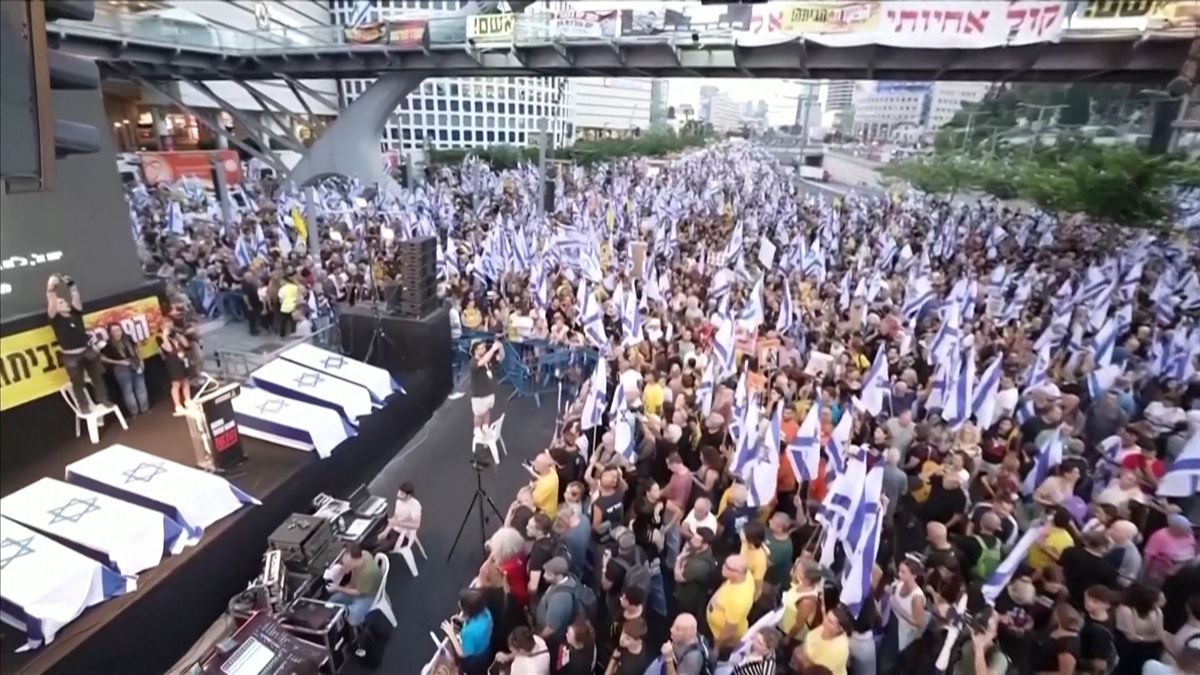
612 554 652 597
549 578 598 622
679 635 717 675
972 535 1003 581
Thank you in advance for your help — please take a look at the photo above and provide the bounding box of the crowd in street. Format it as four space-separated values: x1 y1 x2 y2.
126 142 1200 675
423 144 1200 675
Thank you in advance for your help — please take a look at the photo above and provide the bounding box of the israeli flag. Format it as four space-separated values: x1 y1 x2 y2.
841 467 884 619
982 525 1044 605
166 201 185 235
903 274 934 320
942 348 975 432
763 401 783 458
858 345 890 417
697 360 716 418
621 290 644 348
582 291 608 351
713 315 736 379
826 410 852 480
733 398 761 475
1021 433 1063 496
776 279 797 335
739 276 765 331
971 353 1005 430
1091 317 1119 369
1157 430 1200 498
787 403 821 483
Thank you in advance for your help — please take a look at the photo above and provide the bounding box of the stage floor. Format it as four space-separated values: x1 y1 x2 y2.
0 405 315 674
344 381 560 675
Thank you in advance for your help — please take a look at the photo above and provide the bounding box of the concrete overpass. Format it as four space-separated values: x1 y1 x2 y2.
51 13 1192 84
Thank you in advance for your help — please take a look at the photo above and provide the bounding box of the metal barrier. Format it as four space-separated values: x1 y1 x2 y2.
451 331 598 408
211 321 341 382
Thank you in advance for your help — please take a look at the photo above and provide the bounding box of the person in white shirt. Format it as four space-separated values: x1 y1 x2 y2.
683 497 718 538
1095 469 1147 514
495 626 551 675
381 482 422 551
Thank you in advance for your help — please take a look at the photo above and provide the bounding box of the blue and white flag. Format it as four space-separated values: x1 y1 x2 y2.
858 345 890 417
841 466 884 619
903 275 934 320
166 201 185 235
697 360 716 418
971 352 1005 429
582 290 608 350
1091 316 1119 369
982 525 1044 606
733 396 761 475
787 403 821 483
942 348 975 431
1021 433 1063 496
826 409 852 480
1157 429 1200 498
621 289 644 348
763 401 783 457
776 278 796 334
740 276 765 331
713 315 736 379
580 357 609 431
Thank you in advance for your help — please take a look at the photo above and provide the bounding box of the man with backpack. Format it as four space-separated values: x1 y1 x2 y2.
535 557 597 643
658 613 714 675
955 511 1005 583
528 512 568 599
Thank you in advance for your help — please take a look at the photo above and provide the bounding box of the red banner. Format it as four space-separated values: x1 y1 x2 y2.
139 150 243 189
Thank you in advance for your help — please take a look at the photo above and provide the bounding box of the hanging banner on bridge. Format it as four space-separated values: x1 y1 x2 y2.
0 296 162 411
345 19 427 46
468 12 516 43
733 0 1068 48
1066 1 1199 31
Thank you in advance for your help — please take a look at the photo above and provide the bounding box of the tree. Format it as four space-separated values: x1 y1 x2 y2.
881 155 974 199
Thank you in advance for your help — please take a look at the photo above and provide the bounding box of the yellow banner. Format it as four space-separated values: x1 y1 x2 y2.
467 13 516 42
782 1 880 33
0 296 163 411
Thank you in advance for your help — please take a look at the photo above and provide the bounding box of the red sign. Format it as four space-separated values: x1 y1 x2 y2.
139 150 243 189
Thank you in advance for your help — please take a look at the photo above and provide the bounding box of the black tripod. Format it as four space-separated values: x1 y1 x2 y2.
446 461 504 562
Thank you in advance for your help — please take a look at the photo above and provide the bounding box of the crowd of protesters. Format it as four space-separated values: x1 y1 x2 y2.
125 142 1199 675
416 144 1199 675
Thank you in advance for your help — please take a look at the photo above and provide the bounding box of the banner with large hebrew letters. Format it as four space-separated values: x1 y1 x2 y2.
0 296 162 411
733 1 1068 48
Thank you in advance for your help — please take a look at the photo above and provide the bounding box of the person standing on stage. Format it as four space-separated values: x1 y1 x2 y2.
46 274 113 414
470 340 504 440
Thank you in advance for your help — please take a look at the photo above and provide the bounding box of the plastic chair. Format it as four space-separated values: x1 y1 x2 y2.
472 413 507 465
370 553 398 628
60 384 126 445
392 531 428 577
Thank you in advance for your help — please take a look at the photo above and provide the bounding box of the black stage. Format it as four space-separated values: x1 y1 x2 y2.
339 303 452 403
0 362 447 674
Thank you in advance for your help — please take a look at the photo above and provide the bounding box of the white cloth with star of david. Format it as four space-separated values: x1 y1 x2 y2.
280 343 404 404
0 477 184 575
248 358 374 423
0 517 130 649
232 385 351 459
64 445 260 543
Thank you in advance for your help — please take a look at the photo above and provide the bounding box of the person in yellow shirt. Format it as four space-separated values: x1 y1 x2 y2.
798 608 851 675
1027 510 1074 572
707 554 756 649
740 520 769 600
641 372 665 417
276 274 300 337
530 452 559 519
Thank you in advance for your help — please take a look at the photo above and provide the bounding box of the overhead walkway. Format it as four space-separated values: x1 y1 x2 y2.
51 7 1194 84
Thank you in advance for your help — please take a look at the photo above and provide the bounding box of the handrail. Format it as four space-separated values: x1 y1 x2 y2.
51 5 1191 59
211 321 341 382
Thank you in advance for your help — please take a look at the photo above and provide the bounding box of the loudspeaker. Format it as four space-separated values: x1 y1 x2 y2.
543 177 555 213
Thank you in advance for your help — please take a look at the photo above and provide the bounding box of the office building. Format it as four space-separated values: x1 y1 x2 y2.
699 86 742 132
852 81 990 143
329 0 574 152
571 78 653 139
649 80 671 133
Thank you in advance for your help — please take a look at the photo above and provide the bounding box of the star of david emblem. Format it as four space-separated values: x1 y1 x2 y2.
295 372 325 388
47 497 101 525
0 536 35 570
257 398 287 415
321 355 346 370
123 461 167 484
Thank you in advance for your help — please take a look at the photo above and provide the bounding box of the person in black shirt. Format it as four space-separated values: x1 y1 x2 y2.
46 274 112 413
241 271 263 336
1080 585 1117 674
1060 530 1119 610
605 617 652 675
469 340 503 438
1030 602 1082 675
526 513 559 600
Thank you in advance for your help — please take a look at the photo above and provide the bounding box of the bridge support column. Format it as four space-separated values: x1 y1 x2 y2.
286 73 424 197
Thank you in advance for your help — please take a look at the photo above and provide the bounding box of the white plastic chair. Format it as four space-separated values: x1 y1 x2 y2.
60 385 126 444
393 531 428 577
370 553 397 628
471 413 507 465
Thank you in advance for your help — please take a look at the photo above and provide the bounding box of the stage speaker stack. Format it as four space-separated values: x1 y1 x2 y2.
387 235 438 318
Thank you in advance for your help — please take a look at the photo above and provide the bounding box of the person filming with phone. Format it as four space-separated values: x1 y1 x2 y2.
46 274 114 414
470 339 505 439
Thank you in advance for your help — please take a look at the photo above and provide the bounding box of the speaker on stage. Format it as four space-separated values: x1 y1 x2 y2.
389 236 438 318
